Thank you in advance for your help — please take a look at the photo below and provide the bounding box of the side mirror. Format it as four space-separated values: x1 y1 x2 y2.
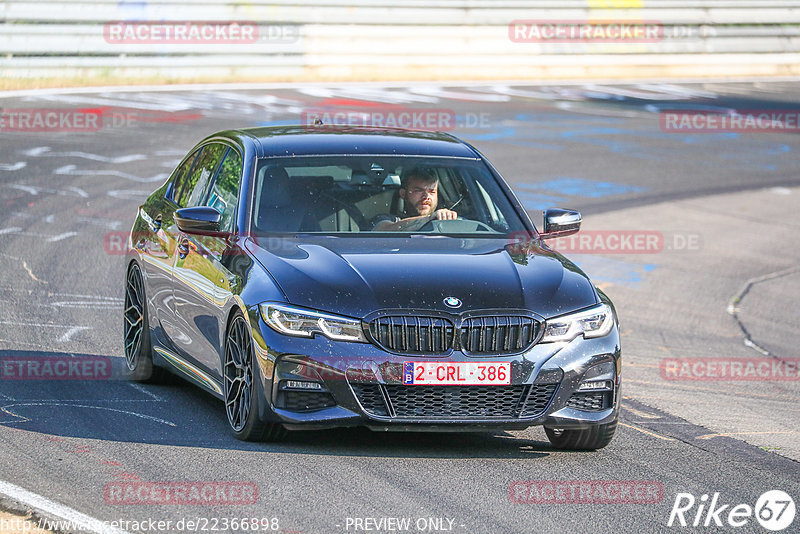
541 208 581 239
175 206 222 235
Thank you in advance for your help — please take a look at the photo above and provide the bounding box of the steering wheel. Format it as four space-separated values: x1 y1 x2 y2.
417 218 496 233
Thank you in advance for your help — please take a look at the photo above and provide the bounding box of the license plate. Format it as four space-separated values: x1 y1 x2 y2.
403 361 511 385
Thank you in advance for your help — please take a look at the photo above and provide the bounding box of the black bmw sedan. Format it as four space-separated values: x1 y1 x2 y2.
124 125 621 449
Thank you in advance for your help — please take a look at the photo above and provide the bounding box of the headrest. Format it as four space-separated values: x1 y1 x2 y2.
262 166 292 207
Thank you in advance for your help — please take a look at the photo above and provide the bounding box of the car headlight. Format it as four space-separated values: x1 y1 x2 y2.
260 303 367 343
540 304 614 343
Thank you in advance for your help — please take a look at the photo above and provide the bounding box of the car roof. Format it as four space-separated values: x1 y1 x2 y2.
220 125 481 159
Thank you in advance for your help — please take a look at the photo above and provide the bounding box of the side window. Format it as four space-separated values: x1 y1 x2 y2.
175 143 227 208
169 147 202 202
206 149 243 232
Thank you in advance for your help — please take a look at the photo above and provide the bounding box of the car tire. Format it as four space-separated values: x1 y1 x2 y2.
123 262 168 383
544 417 617 450
224 312 288 442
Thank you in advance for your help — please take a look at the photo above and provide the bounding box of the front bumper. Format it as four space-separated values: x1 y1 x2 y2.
250 312 621 432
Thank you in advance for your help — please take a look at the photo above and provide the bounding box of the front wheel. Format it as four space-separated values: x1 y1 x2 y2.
223 312 287 442
544 418 617 450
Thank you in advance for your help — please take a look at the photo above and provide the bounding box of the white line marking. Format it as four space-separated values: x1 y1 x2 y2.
52 301 120 310
409 86 511 102
0 228 79 243
107 189 151 199
46 231 79 242
0 288 123 301
77 217 122 230
0 321 87 328
55 164 168 183
0 403 177 427
57 326 90 343
66 186 89 198
48 293 123 302
22 146 147 163
8 184 38 195
7 183 88 198
0 479 130 534
127 382 162 401
0 162 26 171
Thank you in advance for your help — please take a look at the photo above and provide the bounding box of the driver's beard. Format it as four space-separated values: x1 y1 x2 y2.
406 200 436 218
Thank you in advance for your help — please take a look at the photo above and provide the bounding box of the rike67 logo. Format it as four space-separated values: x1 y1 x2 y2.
668 490 795 531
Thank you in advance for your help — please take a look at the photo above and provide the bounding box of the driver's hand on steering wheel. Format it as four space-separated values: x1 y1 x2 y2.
432 209 458 220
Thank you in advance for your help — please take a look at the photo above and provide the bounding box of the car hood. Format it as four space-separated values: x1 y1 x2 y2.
245 235 598 319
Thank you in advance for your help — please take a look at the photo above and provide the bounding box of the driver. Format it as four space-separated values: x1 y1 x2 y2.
372 168 458 231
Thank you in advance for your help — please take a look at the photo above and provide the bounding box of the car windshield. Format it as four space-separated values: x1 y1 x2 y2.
250 155 530 236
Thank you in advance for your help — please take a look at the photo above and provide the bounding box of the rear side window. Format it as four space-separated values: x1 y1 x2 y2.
206 149 242 232
175 143 227 208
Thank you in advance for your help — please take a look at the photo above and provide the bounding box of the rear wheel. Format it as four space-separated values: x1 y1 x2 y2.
123 263 161 382
224 312 287 442
545 417 617 450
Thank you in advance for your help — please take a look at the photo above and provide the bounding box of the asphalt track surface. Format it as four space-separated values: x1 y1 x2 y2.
1 81 799 534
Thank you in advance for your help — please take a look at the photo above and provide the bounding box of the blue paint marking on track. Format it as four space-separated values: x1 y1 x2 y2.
568 256 658 288
513 192 567 211
463 127 518 141
517 178 645 198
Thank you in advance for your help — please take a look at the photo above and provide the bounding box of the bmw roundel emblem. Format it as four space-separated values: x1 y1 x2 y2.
443 297 462 309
